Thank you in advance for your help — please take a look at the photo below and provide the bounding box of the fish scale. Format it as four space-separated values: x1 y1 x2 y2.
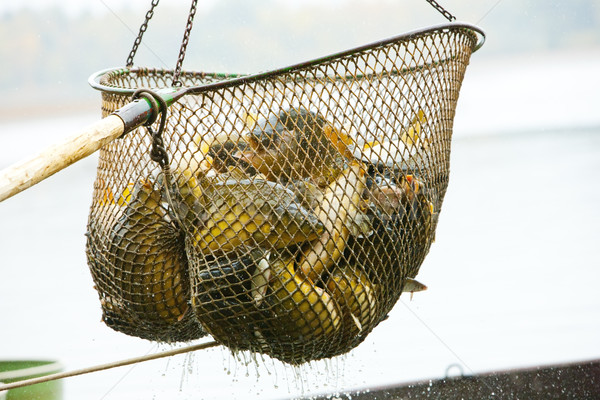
190 179 324 255
87 179 206 342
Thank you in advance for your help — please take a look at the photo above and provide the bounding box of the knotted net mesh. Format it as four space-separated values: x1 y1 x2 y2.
86 25 480 364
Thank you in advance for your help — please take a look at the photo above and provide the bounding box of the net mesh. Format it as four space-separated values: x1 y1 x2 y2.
86 25 479 364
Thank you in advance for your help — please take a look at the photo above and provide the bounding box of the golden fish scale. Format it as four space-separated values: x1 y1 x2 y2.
327 265 377 340
191 180 323 254
270 258 341 340
88 181 205 342
109 189 187 321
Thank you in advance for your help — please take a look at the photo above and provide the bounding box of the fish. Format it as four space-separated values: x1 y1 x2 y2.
268 254 341 341
288 178 324 210
191 250 268 346
299 162 367 282
345 171 436 297
164 168 207 230
403 278 428 300
401 109 429 149
192 179 324 255
190 248 343 364
327 264 377 336
179 134 215 179
205 139 256 175
289 177 372 239
86 178 205 343
237 107 350 183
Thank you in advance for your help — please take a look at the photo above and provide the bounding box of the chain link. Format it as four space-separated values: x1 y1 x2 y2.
126 0 160 67
148 126 170 168
131 89 170 168
172 0 198 87
127 0 453 81
424 0 456 22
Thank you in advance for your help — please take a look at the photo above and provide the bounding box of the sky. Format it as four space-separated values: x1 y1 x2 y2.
0 0 344 17
0 0 212 15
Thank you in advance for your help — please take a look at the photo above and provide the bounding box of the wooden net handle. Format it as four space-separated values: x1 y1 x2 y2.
0 115 124 202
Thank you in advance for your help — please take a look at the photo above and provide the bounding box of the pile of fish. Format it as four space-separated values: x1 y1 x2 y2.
86 107 436 364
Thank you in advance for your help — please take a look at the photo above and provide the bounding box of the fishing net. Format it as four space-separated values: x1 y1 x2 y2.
86 24 483 364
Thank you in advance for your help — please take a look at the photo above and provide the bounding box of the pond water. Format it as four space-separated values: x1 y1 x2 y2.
1 52 599 399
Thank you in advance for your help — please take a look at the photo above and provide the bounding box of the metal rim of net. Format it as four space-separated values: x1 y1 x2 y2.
89 23 485 95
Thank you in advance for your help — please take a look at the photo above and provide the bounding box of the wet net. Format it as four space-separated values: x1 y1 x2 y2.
86 24 483 364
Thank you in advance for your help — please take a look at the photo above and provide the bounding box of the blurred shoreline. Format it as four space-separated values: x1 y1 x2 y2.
0 97 99 122
2 48 599 136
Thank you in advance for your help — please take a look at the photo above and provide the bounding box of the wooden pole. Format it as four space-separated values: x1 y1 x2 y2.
0 115 124 203
0 341 219 392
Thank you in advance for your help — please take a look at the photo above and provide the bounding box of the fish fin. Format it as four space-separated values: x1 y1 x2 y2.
116 182 136 206
401 109 428 146
348 212 373 238
243 111 259 131
177 305 189 322
251 257 271 306
350 312 363 332
98 187 115 206
363 139 380 150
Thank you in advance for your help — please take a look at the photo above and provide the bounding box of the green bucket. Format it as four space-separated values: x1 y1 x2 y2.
0 361 63 400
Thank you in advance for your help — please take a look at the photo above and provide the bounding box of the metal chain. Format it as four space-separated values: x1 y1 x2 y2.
126 0 160 67
131 89 170 168
172 0 198 87
424 0 457 22
148 126 170 168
